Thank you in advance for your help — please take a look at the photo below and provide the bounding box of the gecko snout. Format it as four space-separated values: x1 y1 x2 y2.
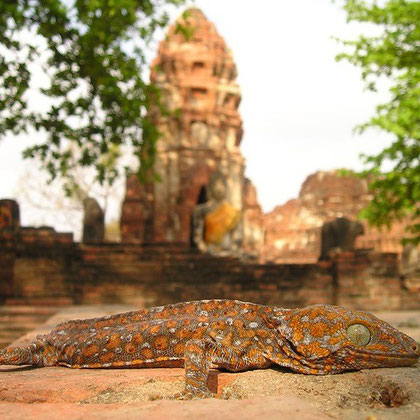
403 338 420 359
410 342 420 356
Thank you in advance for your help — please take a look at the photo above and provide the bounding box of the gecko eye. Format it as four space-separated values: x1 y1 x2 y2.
347 324 371 346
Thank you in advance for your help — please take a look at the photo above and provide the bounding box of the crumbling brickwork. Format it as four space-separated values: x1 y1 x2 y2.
119 9 414 265
263 170 413 263
121 8 247 248
242 179 265 259
334 250 401 310
1 222 419 311
0 227 74 304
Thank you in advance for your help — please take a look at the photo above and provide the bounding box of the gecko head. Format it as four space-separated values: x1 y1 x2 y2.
276 304 419 373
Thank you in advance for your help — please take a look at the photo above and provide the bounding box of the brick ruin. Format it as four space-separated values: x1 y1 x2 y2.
0 8 419 313
121 8 247 248
1 206 419 311
263 170 415 264
120 8 417 265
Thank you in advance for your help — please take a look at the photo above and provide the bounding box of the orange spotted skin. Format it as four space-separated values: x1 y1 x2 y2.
1 300 419 399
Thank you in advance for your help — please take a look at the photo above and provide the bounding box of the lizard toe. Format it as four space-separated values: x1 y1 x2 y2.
167 389 216 400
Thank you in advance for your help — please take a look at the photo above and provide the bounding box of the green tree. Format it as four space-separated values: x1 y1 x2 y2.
336 0 420 243
0 0 187 187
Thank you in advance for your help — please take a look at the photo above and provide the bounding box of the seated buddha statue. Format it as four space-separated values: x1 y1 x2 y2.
192 172 242 256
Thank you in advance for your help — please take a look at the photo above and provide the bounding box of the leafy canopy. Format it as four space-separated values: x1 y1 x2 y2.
337 0 420 243
0 0 187 189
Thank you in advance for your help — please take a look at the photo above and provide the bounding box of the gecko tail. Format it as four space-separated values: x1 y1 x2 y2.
0 346 34 366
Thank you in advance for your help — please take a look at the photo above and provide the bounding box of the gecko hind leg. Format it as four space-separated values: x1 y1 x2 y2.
0 346 34 366
0 340 57 367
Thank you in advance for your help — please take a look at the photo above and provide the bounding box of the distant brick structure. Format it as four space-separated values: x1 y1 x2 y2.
121 8 250 252
0 225 74 302
0 199 20 231
242 179 265 259
263 170 414 263
82 197 104 243
1 221 419 311
320 217 364 260
119 10 414 265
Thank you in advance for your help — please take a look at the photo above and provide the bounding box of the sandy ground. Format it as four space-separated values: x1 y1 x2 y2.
0 305 419 419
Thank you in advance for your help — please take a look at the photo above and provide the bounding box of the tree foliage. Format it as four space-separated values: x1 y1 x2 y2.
0 0 186 187
337 0 420 243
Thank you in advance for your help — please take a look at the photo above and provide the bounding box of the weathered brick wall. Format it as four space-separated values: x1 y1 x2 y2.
242 178 265 258
0 249 14 298
335 250 402 310
71 244 334 308
0 228 75 304
1 230 419 310
263 170 414 263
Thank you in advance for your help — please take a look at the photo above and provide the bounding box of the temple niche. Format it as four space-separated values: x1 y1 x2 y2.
121 8 253 253
192 171 242 256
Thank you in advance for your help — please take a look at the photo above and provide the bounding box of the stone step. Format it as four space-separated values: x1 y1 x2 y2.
0 305 59 349
0 305 58 315
0 321 43 332
0 328 26 337
0 333 24 348
3 297 73 306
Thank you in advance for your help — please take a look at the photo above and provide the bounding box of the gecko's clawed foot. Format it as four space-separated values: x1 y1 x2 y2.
172 389 216 400
153 388 216 400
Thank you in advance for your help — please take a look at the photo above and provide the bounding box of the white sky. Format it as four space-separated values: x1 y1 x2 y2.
0 0 392 232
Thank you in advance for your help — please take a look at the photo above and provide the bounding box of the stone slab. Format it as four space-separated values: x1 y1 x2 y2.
1 306 419 419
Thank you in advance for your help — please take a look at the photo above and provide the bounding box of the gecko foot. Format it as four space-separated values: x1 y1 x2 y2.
152 389 216 400
171 389 216 400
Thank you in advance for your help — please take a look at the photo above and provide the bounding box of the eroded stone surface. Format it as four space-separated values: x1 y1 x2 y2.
0 397 329 420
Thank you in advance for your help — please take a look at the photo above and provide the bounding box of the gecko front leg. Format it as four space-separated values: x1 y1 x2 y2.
166 335 273 400
165 339 216 400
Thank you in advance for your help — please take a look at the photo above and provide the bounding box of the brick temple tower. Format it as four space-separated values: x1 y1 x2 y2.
121 8 246 244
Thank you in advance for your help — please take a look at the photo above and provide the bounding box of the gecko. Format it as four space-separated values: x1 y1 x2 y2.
0 299 419 399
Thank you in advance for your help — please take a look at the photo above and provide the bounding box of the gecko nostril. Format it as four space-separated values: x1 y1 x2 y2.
410 343 420 354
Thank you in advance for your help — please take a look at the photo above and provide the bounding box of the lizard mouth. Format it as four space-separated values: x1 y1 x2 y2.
351 349 419 366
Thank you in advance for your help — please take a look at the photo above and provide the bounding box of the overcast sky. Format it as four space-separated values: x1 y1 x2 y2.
0 0 391 231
